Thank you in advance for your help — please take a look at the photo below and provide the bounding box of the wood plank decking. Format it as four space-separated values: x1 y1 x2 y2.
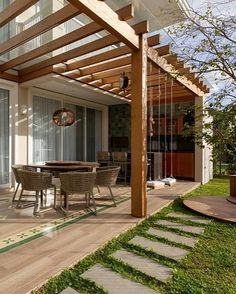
0 181 199 294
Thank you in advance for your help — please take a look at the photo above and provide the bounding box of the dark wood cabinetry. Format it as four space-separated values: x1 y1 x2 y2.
163 152 194 179
150 115 184 136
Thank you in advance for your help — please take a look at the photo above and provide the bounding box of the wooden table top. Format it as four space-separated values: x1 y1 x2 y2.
44 160 99 167
25 164 96 172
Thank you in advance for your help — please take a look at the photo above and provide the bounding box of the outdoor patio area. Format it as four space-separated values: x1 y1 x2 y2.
0 181 199 294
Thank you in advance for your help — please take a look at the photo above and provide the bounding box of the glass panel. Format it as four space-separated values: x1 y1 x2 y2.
0 88 9 185
33 96 61 162
0 0 11 61
63 103 84 160
86 108 102 161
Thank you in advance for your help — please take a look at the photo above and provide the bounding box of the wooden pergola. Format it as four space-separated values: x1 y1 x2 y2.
0 0 209 217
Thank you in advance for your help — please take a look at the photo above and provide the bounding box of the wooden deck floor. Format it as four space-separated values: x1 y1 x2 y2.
0 181 199 294
184 195 236 223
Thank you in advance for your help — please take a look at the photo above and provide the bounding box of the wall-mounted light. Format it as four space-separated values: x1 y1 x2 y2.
20 105 27 115
119 72 129 90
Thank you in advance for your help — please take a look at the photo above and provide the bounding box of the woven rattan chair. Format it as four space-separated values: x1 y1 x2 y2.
17 170 56 216
11 164 24 203
112 152 130 184
60 171 96 216
97 151 111 166
95 166 120 206
11 164 37 203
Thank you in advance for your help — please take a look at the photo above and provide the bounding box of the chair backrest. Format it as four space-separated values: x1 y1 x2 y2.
11 164 24 183
60 172 96 194
97 151 110 161
95 166 120 186
18 170 52 191
112 152 127 162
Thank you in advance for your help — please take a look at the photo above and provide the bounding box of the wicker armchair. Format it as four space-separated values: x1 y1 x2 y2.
60 171 96 216
17 170 56 216
97 151 111 166
95 166 120 206
112 152 130 184
11 164 24 203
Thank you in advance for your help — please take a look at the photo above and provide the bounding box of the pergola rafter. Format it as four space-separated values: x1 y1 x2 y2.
0 4 80 56
0 0 39 28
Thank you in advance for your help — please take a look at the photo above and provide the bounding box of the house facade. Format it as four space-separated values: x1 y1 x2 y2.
0 0 213 195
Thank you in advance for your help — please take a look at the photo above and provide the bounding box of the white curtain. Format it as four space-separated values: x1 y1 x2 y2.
86 108 102 161
0 88 9 185
33 96 61 162
63 103 84 160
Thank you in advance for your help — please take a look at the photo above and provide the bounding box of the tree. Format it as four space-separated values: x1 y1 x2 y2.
169 1 236 174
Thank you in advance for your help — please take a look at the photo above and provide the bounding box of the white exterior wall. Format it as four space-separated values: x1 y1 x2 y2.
194 96 213 184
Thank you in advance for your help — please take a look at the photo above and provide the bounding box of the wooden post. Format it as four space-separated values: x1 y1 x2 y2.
227 175 236 204
230 175 236 197
131 34 148 217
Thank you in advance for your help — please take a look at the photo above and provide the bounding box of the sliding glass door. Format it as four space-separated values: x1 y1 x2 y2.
86 108 102 161
0 88 9 185
32 96 102 162
33 96 61 162
63 103 84 160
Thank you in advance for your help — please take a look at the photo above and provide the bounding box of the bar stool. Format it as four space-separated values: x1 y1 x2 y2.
112 152 130 184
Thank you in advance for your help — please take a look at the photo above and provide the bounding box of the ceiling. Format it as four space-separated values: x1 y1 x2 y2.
22 74 128 106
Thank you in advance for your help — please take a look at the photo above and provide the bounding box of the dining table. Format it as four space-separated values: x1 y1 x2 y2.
24 160 100 174
23 161 100 211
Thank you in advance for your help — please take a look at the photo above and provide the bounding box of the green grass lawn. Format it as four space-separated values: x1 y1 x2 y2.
34 177 236 294
186 176 229 197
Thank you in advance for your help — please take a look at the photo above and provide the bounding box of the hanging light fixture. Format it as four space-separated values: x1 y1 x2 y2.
52 108 75 126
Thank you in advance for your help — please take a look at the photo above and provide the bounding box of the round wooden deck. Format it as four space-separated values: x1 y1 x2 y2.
184 196 236 224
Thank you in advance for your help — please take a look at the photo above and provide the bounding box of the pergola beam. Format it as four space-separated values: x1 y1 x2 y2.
148 47 205 97
67 0 139 50
19 32 160 78
19 34 118 77
0 0 39 28
79 56 131 76
1 20 104 72
116 4 134 21
0 4 80 56
0 72 18 82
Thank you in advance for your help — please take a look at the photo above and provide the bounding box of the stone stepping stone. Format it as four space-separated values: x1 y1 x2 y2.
129 236 188 261
147 227 197 248
81 264 157 294
156 220 205 235
59 287 79 294
167 212 210 224
112 249 173 282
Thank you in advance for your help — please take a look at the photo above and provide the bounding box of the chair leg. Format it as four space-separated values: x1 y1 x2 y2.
53 186 57 209
33 191 40 216
65 192 69 216
108 185 116 207
90 192 97 215
97 185 100 194
12 183 20 203
16 189 24 208
85 193 89 208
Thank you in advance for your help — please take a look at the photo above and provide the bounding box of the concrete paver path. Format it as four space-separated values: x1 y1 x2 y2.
81 264 157 294
112 249 173 282
156 220 205 235
129 236 189 261
147 228 198 248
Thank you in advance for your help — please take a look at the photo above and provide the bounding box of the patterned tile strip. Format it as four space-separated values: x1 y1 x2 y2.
0 194 130 254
